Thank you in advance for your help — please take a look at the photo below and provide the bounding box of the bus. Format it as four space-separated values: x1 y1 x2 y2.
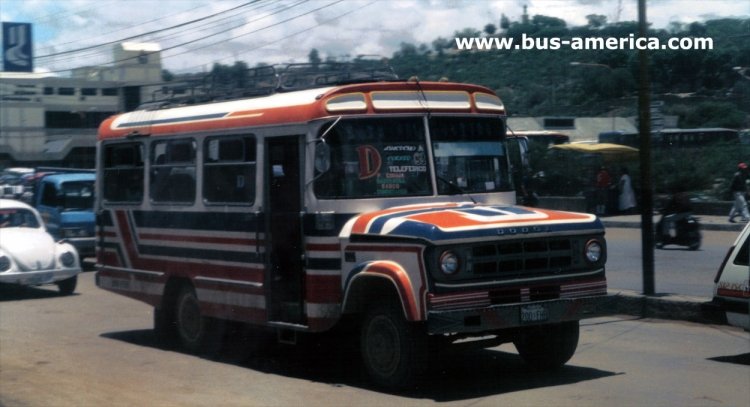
599 128 739 148
508 130 570 146
95 65 610 388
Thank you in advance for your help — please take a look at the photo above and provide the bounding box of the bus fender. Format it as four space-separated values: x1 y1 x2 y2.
342 260 421 321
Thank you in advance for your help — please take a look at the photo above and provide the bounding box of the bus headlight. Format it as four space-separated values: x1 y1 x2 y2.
439 251 460 275
584 240 603 263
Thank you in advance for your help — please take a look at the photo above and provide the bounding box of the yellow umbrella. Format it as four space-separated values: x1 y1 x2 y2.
550 142 639 155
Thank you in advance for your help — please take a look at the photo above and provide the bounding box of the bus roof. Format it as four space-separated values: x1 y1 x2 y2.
98 81 505 140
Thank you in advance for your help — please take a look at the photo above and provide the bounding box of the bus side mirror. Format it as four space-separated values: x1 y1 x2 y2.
314 142 331 173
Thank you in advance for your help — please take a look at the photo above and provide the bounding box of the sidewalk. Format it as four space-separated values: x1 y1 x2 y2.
603 289 727 325
599 213 742 326
601 213 746 232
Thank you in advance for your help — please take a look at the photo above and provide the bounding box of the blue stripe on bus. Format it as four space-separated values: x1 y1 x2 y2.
306 258 341 270
137 244 262 264
131 210 262 232
386 218 603 241
116 113 228 128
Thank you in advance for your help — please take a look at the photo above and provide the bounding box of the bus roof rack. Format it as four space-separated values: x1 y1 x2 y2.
137 59 399 111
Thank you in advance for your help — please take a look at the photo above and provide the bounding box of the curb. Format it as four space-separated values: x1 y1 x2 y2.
604 289 727 325
602 219 744 232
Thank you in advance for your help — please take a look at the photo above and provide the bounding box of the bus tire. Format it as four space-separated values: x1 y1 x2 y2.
360 302 427 389
154 306 177 348
513 321 579 370
175 284 224 355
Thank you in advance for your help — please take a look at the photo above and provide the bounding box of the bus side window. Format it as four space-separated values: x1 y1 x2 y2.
203 136 256 204
103 142 144 203
151 139 196 204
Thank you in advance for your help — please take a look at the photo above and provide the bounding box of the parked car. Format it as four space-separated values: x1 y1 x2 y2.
712 222 750 331
35 172 96 259
0 199 81 295
0 167 34 199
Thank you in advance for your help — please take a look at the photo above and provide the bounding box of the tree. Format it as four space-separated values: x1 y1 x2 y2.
161 69 174 82
532 15 566 29
484 23 497 36
500 14 510 30
586 14 607 28
432 37 452 54
308 48 321 68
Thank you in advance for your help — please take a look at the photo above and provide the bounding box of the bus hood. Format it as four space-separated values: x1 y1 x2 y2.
342 202 603 243
59 211 95 229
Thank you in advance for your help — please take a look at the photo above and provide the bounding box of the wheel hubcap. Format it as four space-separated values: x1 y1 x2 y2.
178 293 201 342
366 316 400 375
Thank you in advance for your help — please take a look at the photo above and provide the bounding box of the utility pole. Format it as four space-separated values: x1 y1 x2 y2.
638 0 655 296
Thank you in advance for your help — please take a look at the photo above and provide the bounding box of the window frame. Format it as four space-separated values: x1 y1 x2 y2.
102 141 145 205
149 138 197 205
202 135 257 206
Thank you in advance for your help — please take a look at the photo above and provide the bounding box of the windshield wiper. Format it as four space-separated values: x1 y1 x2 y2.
437 176 476 203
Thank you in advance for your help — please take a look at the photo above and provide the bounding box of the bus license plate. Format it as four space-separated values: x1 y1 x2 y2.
521 304 549 323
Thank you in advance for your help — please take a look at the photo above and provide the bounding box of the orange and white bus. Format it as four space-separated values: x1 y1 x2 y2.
96 69 610 388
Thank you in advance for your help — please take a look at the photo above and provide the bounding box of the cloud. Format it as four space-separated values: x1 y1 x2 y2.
1 0 748 74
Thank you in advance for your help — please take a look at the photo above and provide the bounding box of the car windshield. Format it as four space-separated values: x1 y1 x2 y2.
429 116 513 195
0 208 40 228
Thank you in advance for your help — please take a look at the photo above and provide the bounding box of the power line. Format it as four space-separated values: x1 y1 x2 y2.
184 0 378 70
36 0 278 68
38 0 309 73
45 2 210 50
36 1 262 59
163 0 344 60
40 0 318 75
39 0 280 67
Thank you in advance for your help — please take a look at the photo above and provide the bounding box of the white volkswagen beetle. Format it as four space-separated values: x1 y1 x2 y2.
713 222 750 331
0 199 81 295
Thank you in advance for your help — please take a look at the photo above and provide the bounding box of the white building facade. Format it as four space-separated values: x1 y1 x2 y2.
0 43 162 167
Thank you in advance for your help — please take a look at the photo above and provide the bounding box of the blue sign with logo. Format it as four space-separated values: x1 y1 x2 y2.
3 22 33 72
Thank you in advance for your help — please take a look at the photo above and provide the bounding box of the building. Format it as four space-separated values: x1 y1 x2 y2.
0 43 163 168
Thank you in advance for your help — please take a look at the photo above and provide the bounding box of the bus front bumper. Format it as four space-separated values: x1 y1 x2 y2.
427 294 616 335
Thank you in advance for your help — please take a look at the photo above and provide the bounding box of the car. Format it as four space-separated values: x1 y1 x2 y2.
0 199 81 295
0 167 35 199
712 222 750 331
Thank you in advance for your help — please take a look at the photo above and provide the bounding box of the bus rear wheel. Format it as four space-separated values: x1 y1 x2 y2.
175 284 223 355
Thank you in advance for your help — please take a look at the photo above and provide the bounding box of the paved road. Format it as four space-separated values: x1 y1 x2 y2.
605 227 738 298
1 272 748 406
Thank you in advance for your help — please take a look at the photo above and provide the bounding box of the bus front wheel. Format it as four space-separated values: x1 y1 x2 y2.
360 302 428 389
513 321 579 370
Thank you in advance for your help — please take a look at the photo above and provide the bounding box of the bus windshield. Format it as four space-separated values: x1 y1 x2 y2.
313 116 511 199
430 116 512 195
314 117 431 199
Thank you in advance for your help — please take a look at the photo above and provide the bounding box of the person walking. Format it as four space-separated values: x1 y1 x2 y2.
728 162 749 223
618 167 637 214
595 166 611 215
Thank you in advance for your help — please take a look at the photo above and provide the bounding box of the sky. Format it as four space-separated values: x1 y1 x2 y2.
1 0 749 75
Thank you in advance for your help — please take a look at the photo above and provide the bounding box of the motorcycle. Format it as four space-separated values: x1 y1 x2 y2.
655 213 702 250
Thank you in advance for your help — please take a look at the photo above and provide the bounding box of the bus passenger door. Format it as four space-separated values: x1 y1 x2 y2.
266 136 304 324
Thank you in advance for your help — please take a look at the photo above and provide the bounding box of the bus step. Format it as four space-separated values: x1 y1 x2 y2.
277 329 297 345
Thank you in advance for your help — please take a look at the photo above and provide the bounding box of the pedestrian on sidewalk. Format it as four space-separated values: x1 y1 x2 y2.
728 162 749 223
595 166 611 215
618 167 637 214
